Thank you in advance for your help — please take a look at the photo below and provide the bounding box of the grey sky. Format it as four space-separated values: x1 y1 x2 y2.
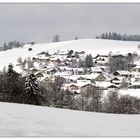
0 3 140 45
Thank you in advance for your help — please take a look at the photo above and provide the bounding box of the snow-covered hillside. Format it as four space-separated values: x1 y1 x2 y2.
0 102 140 137
0 38 139 71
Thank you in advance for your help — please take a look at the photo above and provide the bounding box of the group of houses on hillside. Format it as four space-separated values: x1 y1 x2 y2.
16 49 140 94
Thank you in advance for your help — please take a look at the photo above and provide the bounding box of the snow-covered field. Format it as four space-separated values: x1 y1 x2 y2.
0 102 140 137
0 38 139 71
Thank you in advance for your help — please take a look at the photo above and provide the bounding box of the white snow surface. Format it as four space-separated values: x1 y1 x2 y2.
0 38 139 71
119 89 140 98
0 102 140 137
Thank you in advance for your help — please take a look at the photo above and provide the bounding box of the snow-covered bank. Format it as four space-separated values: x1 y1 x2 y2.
0 102 140 137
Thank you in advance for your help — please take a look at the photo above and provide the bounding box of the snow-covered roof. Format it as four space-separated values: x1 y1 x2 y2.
132 65 140 69
130 77 140 86
66 82 95 88
114 70 131 75
55 71 71 76
112 76 124 81
96 81 114 88
90 67 103 73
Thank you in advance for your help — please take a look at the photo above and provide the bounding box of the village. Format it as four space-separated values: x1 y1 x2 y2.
15 47 140 96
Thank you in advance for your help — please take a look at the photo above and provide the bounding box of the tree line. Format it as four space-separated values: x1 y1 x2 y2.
0 64 140 114
2 41 24 51
96 32 140 41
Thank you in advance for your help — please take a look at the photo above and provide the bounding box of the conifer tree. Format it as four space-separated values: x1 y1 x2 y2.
24 74 40 105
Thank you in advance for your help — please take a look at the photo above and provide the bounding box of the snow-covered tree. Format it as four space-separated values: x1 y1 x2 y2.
25 74 39 95
24 74 41 105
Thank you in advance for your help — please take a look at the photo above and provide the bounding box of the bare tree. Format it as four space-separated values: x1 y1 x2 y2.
75 86 102 112
103 90 119 113
53 34 61 42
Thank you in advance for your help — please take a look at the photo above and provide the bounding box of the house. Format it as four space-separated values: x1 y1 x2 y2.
131 65 140 73
55 71 72 77
69 84 79 93
95 73 107 81
45 68 57 75
129 78 140 89
72 68 84 75
57 67 74 75
59 67 84 75
96 81 114 90
111 77 123 85
93 54 109 65
77 77 91 85
80 83 96 88
90 67 103 74
89 73 106 81
113 70 132 78
107 85 118 89
107 85 118 90
130 65 140 77
93 54 109 59
111 54 125 59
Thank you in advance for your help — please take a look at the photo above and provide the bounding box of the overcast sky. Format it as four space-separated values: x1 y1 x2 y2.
0 3 140 45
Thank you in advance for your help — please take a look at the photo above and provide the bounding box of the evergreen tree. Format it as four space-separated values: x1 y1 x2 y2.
25 74 39 95
8 63 15 75
24 74 40 105
0 64 23 103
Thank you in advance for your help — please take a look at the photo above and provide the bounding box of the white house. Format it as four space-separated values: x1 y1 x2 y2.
113 70 132 78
